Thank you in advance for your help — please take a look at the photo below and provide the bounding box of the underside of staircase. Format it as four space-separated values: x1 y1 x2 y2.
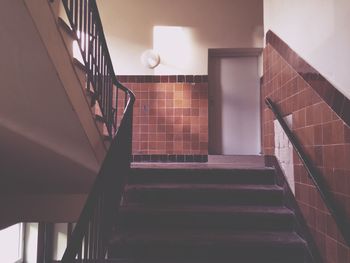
106 162 313 263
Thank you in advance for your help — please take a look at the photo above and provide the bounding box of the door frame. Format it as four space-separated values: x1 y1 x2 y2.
208 48 263 155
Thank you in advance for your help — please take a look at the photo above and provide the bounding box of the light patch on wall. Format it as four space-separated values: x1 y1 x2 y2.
274 115 294 194
153 26 195 75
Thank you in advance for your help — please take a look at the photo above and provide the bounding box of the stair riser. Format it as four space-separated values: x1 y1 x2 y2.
129 169 275 185
118 213 295 231
74 64 88 91
59 25 75 59
125 190 284 206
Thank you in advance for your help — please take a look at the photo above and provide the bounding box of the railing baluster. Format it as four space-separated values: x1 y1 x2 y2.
108 74 113 134
105 63 109 132
78 240 82 261
94 34 99 96
98 193 105 259
89 216 94 260
115 85 119 128
98 43 103 109
83 232 88 260
87 1 91 62
81 0 86 56
79 0 83 40
97 195 102 258
74 0 78 30
101 54 105 120
69 0 73 20
106 72 111 132
93 199 99 259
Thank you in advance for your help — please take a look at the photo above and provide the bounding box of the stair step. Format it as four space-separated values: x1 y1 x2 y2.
125 184 284 206
110 165 311 262
109 230 306 262
57 17 76 40
129 167 276 185
118 205 295 231
73 57 87 73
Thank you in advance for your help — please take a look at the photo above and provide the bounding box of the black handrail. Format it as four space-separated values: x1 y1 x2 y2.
58 0 136 261
265 97 350 245
61 0 134 137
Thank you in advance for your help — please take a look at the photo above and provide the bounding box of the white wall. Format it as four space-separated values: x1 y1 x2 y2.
264 0 350 99
97 0 263 75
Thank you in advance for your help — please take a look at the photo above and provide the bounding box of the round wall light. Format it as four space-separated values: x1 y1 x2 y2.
141 49 160 69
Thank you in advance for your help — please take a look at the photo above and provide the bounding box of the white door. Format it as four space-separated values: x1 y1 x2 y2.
208 56 260 155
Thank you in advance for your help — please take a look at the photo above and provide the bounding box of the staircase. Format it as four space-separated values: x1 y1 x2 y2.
108 164 311 263
47 1 317 262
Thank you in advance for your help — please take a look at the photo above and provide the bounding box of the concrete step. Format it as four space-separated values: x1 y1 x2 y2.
118 205 295 231
109 230 307 262
129 167 276 185
124 183 284 206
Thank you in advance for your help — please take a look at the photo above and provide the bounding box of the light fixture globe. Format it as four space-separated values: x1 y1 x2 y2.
141 49 160 69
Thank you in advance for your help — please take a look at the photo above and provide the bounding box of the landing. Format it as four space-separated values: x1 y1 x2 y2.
132 155 266 170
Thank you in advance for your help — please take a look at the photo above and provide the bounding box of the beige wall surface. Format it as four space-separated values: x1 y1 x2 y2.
264 0 350 99
97 0 264 75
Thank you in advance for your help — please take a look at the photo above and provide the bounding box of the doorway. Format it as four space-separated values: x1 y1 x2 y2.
208 49 262 155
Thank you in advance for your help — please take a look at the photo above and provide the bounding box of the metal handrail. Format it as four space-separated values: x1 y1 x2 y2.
265 97 350 246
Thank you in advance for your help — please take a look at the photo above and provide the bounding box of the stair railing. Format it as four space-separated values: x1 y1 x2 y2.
59 0 135 261
62 0 132 137
61 103 133 262
265 97 350 245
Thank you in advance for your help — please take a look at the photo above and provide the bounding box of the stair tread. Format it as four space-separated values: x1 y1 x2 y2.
112 167 309 261
112 230 305 246
120 204 293 215
128 167 277 185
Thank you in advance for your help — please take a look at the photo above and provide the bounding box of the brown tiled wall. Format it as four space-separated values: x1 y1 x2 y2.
118 75 208 155
262 38 350 261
